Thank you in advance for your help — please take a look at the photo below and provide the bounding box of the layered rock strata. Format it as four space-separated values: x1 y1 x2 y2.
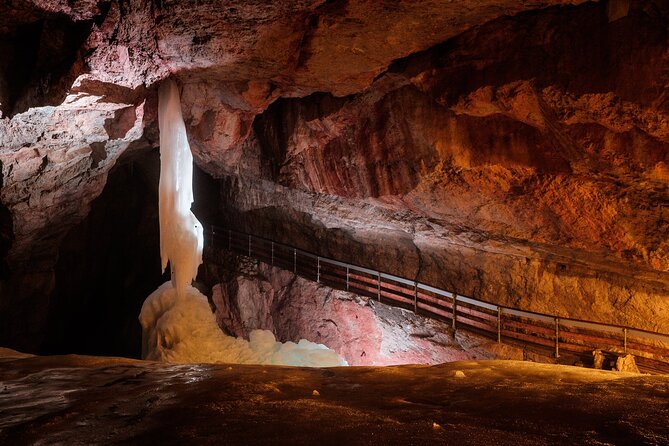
210 260 523 366
0 0 667 353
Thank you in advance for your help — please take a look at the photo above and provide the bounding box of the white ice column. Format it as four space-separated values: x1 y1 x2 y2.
157 79 203 298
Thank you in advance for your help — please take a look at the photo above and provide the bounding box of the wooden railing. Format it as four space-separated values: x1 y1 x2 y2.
208 225 669 373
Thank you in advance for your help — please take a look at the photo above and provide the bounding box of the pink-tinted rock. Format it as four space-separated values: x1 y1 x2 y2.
0 93 148 267
212 263 523 366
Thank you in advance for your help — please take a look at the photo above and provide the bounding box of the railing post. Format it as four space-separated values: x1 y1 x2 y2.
205 232 669 365
623 328 628 354
452 294 457 330
554 317 560 358
413 282 418 313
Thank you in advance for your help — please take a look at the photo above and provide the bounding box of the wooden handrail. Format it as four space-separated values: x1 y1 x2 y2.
207 225 669 372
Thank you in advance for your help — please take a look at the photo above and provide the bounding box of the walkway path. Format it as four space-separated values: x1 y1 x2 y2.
208 225 669 373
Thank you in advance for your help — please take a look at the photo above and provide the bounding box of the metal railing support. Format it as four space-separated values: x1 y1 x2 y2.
271 241 274 266
228 229 232 250
414 282 418 313
317 257 321 283
452 294 457 330
293 248 297 274
554 317 560 358
346 266 350 291
248 234 252 257
377 272 381 301
623 327 628 354
497 307 502 343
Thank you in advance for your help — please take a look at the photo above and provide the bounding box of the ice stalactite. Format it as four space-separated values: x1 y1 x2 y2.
140 80 347 367
157 79 203 299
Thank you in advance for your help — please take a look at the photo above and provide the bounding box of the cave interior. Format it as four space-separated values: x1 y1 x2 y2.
0 0 668 444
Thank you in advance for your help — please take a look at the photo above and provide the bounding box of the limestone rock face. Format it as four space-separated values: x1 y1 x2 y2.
247 2 669 274
0 0 667 352
211 262 521 366
217 1 669 333
615 354 640 373
0 93 150 349
219 176 669 334
0 2 95 117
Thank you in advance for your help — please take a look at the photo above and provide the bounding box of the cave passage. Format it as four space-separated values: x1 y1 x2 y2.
0 0 668 443
44 152 164 358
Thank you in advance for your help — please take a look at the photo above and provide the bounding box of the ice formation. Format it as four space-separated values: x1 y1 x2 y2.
157 79 203 299
141 79 347 367
140 283 348 367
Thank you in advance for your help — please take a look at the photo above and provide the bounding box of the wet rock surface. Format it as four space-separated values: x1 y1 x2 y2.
1 349 668 445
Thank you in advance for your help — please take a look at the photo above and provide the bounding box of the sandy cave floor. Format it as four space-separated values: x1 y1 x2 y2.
1 348 668 445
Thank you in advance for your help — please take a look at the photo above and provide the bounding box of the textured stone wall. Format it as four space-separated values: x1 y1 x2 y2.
209 261 523 366
1 0 667 353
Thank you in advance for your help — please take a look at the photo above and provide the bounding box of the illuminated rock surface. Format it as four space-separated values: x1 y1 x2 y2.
0 0 667 359
1 348 668 445
211 263 524 366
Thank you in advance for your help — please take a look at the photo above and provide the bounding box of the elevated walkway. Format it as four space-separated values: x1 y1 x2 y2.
208 225 669 373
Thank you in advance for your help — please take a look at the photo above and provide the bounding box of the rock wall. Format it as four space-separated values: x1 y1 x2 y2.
213 1 669 333
210 261 521 366
0 0 667 353
246 1 669 273
218 176 669 334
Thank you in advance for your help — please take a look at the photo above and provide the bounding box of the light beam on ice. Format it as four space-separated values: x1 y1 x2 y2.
157 80 203 299
140 80 347 367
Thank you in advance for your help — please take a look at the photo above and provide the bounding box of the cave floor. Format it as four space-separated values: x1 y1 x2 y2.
1 348 668 445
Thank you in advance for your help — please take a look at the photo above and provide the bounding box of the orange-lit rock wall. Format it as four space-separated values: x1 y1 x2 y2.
217 2 669 332
1 0 667 351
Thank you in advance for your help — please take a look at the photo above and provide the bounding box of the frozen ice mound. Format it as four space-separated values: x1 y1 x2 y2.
140 282 348 367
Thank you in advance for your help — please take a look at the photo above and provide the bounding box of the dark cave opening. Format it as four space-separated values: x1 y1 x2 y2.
41 147 223 358
0 200 12 281
0 158 13 281
0 14 92 117
43 151 165 358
